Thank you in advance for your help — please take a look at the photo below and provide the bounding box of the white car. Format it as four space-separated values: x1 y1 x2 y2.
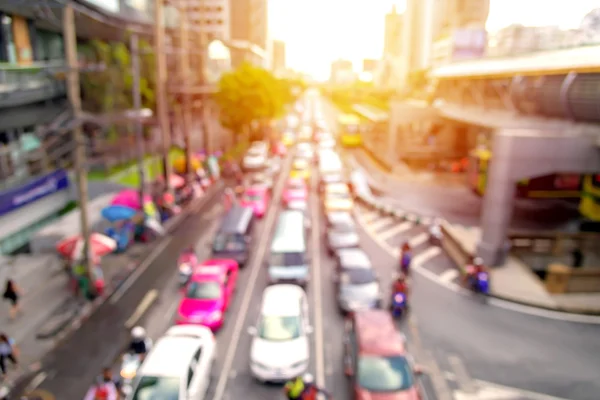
296 143 314 161
127 325 216 400
248 285 312 382
243 147 267 171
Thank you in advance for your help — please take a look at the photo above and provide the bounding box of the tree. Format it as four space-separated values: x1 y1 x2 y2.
214 62 296 137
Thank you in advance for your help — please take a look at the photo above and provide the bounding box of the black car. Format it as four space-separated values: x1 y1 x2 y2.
334 248 382 313
325 212 359 255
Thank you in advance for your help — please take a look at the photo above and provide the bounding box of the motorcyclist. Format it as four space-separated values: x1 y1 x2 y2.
284 375 305 400
465 257 486 287
128 326 148 356
181 246 196 257
83 372 118 400
300 373 332 400
399 242 412 273
392 273 408 296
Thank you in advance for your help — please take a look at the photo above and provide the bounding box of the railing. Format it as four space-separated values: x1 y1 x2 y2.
0 60 66 93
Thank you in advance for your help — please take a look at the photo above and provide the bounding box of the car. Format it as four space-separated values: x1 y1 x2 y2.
240 186 269 218
290 158 311 182
282 178 308 208
248 285 312 382
282 131 296 147
323 182 354 212
265 157 281 177
212 206 254 267
243 147 267 171
344 310 422 399
318 136 336 149
272 141 287 157
248 172 274 192
298 126 312 142
126 325 216 400
296 143 314 161
325 212 359 254
334 248 381 312
176 259 239 331
318 172 345 193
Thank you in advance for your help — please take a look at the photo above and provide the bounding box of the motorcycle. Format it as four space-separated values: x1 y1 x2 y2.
178 252 197 286
390 292 408 318
428 223 442 246
399 253 412 275
469 271 490 295
120 339 153 396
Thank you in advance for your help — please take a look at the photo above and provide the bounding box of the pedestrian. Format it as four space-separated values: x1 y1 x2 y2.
0 333 18 377
2 279 21 320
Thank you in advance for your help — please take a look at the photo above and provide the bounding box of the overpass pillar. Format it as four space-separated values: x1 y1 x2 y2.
477 128 600 266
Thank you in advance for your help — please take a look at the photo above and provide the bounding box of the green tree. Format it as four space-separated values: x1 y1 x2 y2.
214 62 297 137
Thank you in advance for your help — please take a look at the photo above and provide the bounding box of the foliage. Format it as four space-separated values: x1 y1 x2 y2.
214 62 301 135
79 37 156 114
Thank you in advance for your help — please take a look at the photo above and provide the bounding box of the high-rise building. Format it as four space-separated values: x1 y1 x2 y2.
383 5 403 58
330 59 354 84
230 0 268 67
362 59 377 74
271 40 286 74
186 0 231 42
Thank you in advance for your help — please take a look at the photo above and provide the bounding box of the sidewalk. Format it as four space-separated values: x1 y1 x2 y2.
443 224 600 314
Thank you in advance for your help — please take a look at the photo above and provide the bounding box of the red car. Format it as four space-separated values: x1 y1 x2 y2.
240 186 269 218
272 142 287 157
344 310 423 399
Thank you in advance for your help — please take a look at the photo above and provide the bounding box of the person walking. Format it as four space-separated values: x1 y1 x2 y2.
2 279 21 320
0 333 18 378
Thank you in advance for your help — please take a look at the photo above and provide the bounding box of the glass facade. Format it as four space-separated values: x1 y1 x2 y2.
35 29 64 61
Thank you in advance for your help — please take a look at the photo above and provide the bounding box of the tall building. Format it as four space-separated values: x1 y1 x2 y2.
186 0 231 42
330 59 354 85
271 40 286 74
230 0 268 67
383 5 403 58
362 59 377 74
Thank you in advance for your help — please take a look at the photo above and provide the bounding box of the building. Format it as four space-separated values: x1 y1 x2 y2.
271 39 286 75
383 6 403 58
330 59 354 85
229 0 268 67
186 0 230 42
580 8 600 44
362 59 377 74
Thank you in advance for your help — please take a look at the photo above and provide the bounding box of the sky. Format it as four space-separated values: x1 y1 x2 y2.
268 0 599 80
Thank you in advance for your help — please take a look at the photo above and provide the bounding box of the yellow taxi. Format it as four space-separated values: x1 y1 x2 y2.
290 158 311 181
323 182 354 212
282 132 296 147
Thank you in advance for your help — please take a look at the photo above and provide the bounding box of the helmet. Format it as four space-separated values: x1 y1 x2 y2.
131 326 146 340
473 257 483 266
302 373 314 384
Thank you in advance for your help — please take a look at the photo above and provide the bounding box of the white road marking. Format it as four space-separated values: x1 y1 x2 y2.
361 210 381 224
412 246 442 266
311 177 326 389
409 232 429 248
212 156 291 400
125 289 159 328
355 207 600 324
379 221 414 241
25 371 47 392
368 216 394 232
110 237 172 304
439 269 460 284
448 355 476 394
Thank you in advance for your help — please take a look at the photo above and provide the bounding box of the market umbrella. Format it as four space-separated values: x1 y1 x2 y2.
111 189 152 210
56 233 117 261
101 205 137 222
172 156 202 174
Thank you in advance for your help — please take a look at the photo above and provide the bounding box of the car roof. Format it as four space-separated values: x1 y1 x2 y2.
293 158 309 166
219 205 253 234
327 211 353 224
246 186 267 194
354 310 406 356
261 285 304 316
139 336 201 377
192 260 230 279
338 248 371 268
325 183 349 193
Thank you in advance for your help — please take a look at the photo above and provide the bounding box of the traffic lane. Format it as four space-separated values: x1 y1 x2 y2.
356 217 600 399
30 193 224 399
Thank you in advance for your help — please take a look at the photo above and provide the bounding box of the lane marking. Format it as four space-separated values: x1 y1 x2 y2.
356 205 600 324
361 210 381 224
448 355 476 394
379 221 414 241
368 216 394 232
212 156 291 400
439 269 459 283
110 238 172 304
444 372 571 400
311 175 326 389
408 232 429 248
25 371 47 392
125 289 159 328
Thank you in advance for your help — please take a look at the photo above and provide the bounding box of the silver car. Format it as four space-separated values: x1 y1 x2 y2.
334 248 382 313
325 212 359 255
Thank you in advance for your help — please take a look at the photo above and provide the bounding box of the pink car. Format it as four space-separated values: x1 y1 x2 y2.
176 259 239 331
240 187 269 218
282 178 308 207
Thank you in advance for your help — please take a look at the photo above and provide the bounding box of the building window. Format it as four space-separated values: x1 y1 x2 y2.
205 19 212 25
216 19 223 25
216 6 223 12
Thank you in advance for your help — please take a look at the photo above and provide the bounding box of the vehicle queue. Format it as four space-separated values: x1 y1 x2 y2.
95 102 424 400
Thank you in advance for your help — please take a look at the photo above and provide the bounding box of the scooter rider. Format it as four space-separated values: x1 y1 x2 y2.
399 242 412 274
392 273 408 296
465 257 486 287
129 326 148 356
301 373 332 400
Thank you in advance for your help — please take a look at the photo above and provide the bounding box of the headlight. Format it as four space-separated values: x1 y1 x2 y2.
120 367 137 380
252 361 269 370
179 263 192 274
290 360 308 369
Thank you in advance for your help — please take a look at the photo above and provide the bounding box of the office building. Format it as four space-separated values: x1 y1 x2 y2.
271 40 286 74
383 5 403 58
330 59 355 85
186 0 231 42
230 0 268 67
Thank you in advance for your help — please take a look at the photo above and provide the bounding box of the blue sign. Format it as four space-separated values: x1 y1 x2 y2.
0 169 69 217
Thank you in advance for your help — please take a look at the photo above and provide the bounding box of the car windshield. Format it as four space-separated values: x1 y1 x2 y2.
212 234 245 252
131 375 180 400
357 356 414 392
340 268 376 285
186 281 222 300
332 221 355 233
258 315 301 341
270 252 305 266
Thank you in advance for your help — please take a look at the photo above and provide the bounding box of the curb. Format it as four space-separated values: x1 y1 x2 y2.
7 182 224 397
487 292 600 316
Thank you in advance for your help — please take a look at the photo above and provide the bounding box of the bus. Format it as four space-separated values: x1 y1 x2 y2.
337 114 362 147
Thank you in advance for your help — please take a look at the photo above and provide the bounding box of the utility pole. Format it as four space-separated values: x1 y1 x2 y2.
178 0 194 182
130 33 146 205
154 0 174 190
63 4 93 292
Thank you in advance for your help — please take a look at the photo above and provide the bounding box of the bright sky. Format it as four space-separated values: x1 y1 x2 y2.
269 0 599 80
